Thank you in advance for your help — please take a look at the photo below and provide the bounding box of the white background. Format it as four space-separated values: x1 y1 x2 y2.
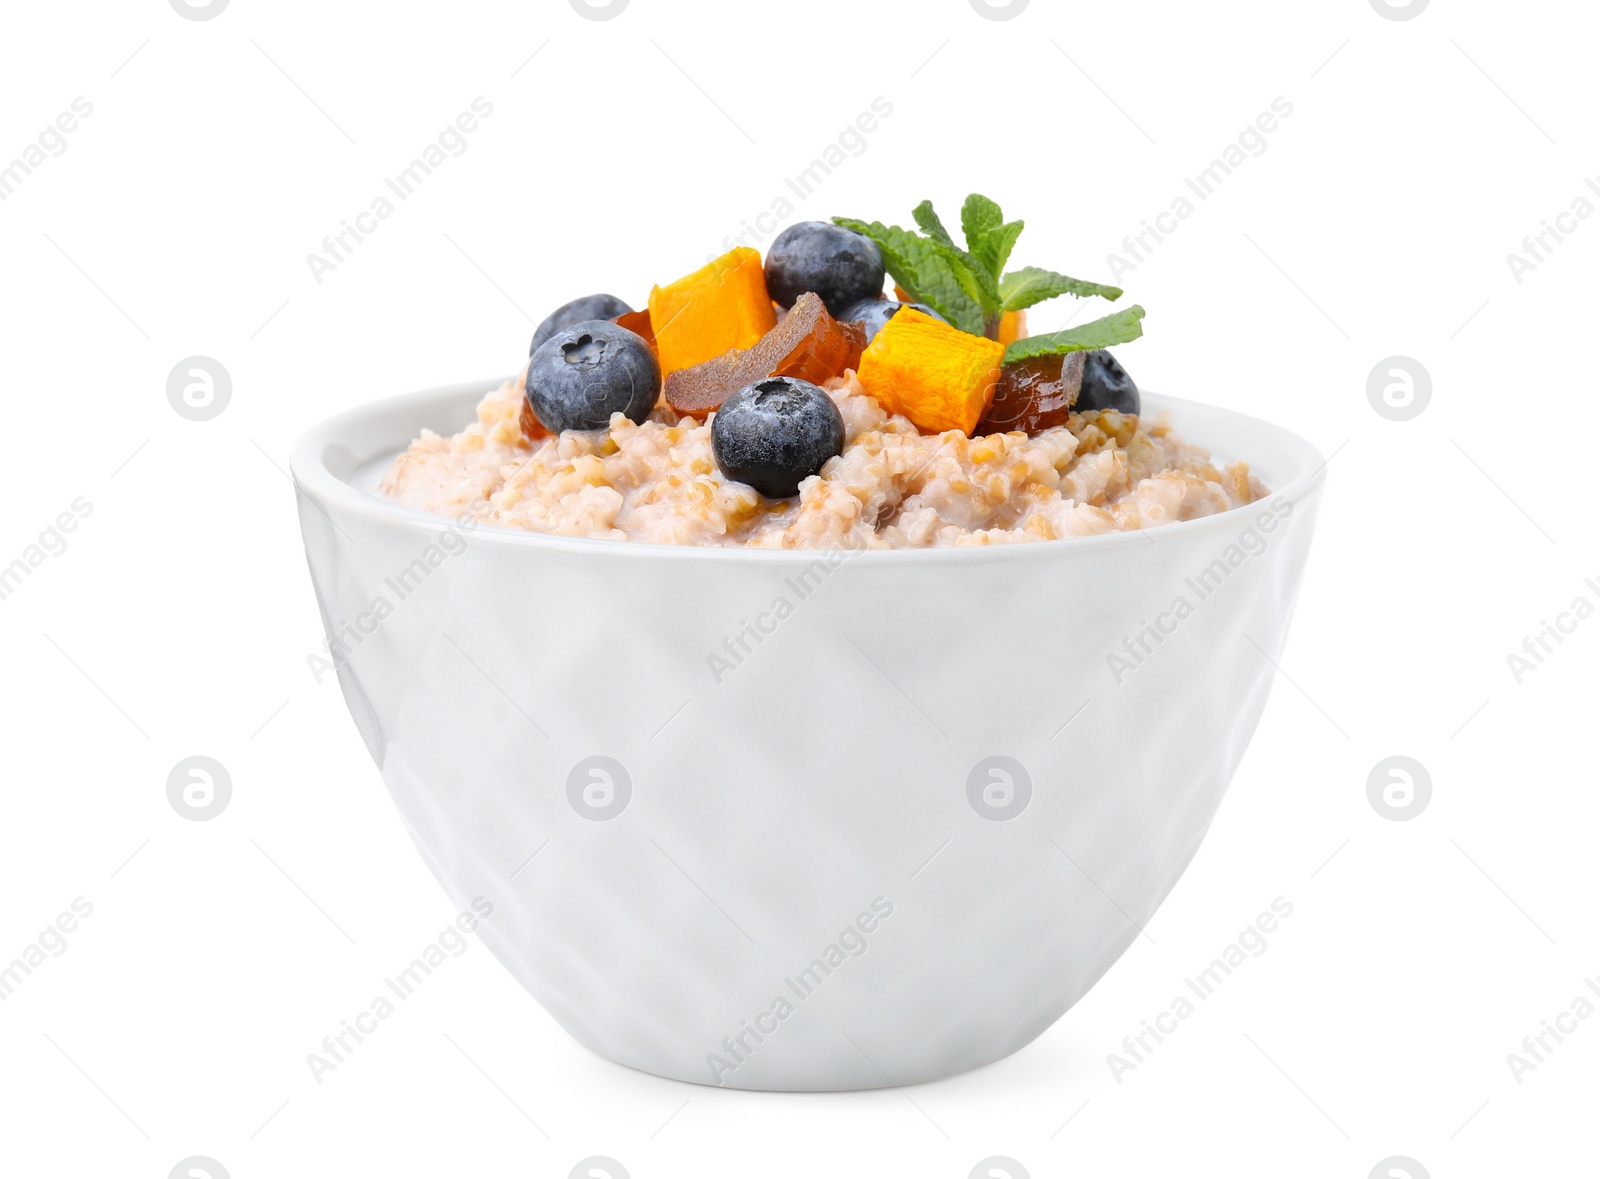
2 0 1596 1176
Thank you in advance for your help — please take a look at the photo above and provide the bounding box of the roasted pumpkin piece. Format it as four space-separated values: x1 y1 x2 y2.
648 247 777 374
974 350 1086 436
664 292 865 418
855 308 1005 435
771 297 866 386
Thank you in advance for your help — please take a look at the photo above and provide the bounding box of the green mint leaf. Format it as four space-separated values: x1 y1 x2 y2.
912 199 956 248
901 245 987 335
959 195 1025 282
999 266 1123 311
912 199 1000 319
934 241 1000 319
960 194 1003 254
985 220 1025 280
833 216 986 335
1002 305 1145 365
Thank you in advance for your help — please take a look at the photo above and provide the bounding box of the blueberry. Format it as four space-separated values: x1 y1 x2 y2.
530 293 633 355
765 222 885 317
526 320 660 432
711 376 845 499
1077 350 1140 416
840 298 948 344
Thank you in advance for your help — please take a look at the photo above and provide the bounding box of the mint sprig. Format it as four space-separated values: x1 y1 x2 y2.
1001 305 1146 365
836 193 1120 342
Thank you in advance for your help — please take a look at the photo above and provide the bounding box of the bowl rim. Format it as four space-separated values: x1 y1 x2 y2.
289 377 1328 564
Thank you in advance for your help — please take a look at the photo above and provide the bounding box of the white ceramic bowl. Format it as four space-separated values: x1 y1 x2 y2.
291 379 1325 1091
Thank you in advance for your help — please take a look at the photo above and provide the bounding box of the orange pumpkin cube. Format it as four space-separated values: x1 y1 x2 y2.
856 308 1005 435
648 247 777 375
